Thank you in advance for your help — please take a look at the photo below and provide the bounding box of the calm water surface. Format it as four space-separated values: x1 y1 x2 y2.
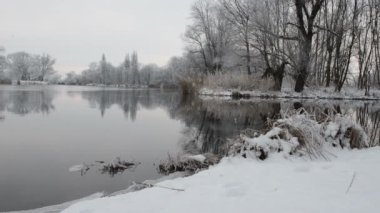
0 85 379 211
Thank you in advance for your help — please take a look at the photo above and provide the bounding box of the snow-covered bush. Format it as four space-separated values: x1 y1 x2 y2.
323 114 369 149
229 110 369 160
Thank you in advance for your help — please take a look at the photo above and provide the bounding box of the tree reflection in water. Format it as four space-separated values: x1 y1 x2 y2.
0 89 56 115
176 98 380 156
173 94 281 155
1 87 379 158
356 104 380 147
78 89 180 121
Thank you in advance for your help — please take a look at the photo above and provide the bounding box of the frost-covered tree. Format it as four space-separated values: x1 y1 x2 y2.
65 71 80 85
63 51 161 86
100 54 109 84
131 51 140 85
221 0 256 75
123 54 131 85
4 51 57 83
81 62 101 84
184 0 232 74
26 54 56 81
0 47 7 81
38 54 56 81
7 52 33 81
251 0 295 91
140 64 158 85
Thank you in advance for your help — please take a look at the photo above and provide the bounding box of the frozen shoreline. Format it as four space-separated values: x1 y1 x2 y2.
199 87 380 101
6 172 188 213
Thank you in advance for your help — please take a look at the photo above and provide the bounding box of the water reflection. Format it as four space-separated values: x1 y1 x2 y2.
0 89 55 115
1 87 380 150
173 95 281 155
75 90 179 120
357 104 380 147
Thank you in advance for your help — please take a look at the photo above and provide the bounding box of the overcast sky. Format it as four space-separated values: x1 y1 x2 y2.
0 0 193 74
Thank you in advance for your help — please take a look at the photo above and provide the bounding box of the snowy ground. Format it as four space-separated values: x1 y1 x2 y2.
63 147 380 213
200 87 380 100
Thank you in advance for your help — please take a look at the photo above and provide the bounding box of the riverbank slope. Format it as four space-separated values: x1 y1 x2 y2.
63 147 380 213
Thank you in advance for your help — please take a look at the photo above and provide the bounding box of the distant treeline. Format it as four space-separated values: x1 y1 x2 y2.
0 48 183 88
63 52 180 88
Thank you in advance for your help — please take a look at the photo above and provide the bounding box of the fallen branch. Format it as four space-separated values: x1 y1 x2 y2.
346 172 357 194
134 182 185 192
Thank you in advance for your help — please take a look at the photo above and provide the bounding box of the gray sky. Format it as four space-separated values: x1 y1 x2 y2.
0 0 193 74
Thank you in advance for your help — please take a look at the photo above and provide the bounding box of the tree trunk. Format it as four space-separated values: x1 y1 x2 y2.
293 0 324 92
246 41 251 75
295 37 312 92
325 50 333 87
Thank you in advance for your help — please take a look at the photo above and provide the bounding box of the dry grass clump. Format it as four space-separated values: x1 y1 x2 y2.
202 72 274 91
177 73 204 95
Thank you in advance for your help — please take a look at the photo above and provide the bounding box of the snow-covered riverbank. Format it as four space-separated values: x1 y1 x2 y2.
59 109 380 213
63 147 380 213
200 87 380 100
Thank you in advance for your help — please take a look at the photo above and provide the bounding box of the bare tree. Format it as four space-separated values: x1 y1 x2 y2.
331 0 358 92
249 0 295 90
293 0 325 92
185 0 232 74
356 0 379 94
221 0 255 75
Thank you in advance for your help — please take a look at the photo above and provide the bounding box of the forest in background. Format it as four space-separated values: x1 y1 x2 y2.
0 0 379 94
